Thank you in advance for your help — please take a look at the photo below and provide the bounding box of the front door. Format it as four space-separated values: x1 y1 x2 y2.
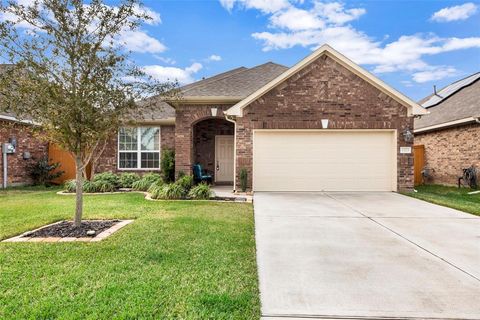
215 135 234 183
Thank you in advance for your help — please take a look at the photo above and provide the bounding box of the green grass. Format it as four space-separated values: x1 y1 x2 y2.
0 187 260 319
407 184 480 216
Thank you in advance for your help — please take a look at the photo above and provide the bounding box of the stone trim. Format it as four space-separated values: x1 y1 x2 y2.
2 220 134 243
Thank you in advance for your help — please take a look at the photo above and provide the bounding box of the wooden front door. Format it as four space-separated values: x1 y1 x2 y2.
215 135 234 183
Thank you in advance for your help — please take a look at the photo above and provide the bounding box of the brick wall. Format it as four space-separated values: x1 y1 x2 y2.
193 118 234 179
415 124 480 185
235 55 414 191
95 125 175 174
0 120 48 186
174 105 234 177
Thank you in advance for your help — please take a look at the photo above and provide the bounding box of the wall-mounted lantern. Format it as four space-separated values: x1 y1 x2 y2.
321 119 329 129
403 128 414 143
211 107 218 117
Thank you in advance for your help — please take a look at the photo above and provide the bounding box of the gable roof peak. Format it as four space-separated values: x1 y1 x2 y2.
225 43 427 117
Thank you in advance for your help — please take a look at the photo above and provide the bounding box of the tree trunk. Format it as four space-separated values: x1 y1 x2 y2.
90 161 96 180
74 155 84 227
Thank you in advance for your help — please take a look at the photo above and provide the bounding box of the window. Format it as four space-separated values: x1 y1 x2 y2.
118 127 160 169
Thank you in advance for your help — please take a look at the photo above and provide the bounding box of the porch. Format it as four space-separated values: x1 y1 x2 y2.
174 103 236 186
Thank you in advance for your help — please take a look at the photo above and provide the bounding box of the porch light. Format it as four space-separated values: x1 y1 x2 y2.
321 119 329 129
211 107 218 117
403 128 413 143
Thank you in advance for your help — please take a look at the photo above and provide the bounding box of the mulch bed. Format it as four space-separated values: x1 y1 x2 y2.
24 220 120 238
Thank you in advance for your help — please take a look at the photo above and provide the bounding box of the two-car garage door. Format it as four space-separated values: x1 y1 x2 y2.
253 130 396 192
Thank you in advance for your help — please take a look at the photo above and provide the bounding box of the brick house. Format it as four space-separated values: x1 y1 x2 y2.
0 114 48 187
96 45 426 192
414 72 480 185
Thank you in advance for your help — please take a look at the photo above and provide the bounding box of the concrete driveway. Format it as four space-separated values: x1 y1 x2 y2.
254 192 480 320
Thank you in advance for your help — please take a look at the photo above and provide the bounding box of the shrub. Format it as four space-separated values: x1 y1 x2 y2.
239 168 248 192
151 183 186 200
175 175 193 192
161 149 175 182
83 180 99 193
92 172 120 187
147 178 165 194
28 156 64 186
163 183 187 199
64 179 115 193
148 183 164 199
119 173 140 188
188 183 212 200
132 173 163 191
94 180 116 193
177 170 185 179
64 179 76 192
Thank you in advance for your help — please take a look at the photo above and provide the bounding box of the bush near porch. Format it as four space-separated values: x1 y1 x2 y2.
0 187 259 319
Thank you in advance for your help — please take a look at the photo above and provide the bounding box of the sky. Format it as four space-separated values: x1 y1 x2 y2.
5 0 480 101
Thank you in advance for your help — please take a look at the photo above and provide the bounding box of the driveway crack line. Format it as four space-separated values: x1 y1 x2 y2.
324 192 480 283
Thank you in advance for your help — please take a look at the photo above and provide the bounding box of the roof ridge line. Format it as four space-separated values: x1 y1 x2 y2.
423 72 480 108
182 67 248 94
438 71 480 91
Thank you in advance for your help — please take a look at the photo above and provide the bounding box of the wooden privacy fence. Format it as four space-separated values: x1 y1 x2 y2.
413 145 425 186
48 143 91 184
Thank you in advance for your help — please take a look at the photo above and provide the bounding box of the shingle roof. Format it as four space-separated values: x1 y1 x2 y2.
141 62 288 121
130 96 175 123
180 62 288 98
415 72 480 131
420 72 480 108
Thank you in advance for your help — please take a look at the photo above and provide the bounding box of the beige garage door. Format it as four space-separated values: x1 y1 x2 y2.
253 130 396 191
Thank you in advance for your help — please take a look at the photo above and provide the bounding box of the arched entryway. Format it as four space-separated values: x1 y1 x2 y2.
193 118 234 184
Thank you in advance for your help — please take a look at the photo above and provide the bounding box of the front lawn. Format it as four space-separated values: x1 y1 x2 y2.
0 187 260 319
408 184 480 216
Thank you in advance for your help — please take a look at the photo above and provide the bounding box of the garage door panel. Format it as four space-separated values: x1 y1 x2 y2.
253 131 395 191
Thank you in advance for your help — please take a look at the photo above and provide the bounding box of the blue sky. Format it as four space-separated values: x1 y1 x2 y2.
118 0 480 101
4 0 480 101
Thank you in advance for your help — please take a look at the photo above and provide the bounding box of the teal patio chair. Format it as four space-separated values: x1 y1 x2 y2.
192 164 213 184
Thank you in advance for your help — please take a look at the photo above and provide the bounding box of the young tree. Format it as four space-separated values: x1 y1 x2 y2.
0 0 177 226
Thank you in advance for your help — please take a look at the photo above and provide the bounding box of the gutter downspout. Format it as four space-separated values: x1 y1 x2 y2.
225 114 237 192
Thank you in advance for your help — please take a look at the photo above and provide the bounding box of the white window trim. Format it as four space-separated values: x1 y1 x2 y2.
117 126 161 171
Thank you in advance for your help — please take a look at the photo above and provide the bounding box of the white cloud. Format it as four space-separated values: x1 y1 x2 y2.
224 0 480 83
219 0 236 11
442 37 480 51
270 7 325 30
220 0 290 14
117 29 166 54
186 62 203 73
313 2 366 25
208 54 222 61
143 62 203 84
133 4 162 25
0 1 166 54
412 66 458 83
401 80 414 87
431 3 478 22
154 55 176 65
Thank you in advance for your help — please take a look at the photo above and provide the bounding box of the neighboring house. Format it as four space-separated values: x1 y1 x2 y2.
0 113 48 186
95 44 426 192
414 72 480 185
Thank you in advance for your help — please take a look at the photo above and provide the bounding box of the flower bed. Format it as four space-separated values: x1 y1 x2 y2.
3 220 134 243
63 172 215 200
